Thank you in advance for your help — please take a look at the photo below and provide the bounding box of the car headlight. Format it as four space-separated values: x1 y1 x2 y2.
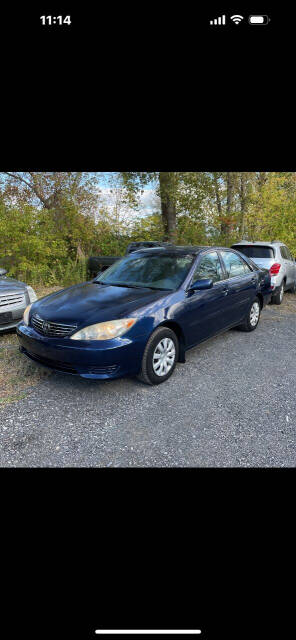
27 286 38 303
23 304 32 326
70 318 137 341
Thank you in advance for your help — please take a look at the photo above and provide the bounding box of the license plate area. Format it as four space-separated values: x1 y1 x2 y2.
0 311 13 323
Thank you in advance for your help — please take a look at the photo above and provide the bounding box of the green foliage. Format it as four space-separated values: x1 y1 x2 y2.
1 172 296 289
130 214 164 241
245 173 296 254
0 202 94 286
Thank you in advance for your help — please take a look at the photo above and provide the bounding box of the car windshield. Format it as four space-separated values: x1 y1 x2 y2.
94 253 195 290
234 245 275 259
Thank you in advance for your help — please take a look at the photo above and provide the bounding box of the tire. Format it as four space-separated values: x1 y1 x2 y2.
137 326 179 385
239 297 261 332
272 282 284 305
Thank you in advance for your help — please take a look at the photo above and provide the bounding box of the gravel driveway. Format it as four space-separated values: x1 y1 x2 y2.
1 300 296 467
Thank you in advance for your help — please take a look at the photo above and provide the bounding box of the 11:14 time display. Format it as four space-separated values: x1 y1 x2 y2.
40 16 71 25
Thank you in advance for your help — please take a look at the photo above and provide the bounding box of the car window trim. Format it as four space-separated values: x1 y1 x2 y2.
189 249 224 286
185 248 256 290
218 249 255 281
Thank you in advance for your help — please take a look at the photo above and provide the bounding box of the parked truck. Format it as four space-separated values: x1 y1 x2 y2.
87 241 174 278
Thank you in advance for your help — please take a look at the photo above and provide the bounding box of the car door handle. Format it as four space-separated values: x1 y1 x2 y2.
222 286 228 295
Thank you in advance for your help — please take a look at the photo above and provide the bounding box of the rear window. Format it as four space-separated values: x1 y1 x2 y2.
233 245 274 259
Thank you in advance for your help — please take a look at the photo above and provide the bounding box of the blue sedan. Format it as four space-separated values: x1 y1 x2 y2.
17 246 272 385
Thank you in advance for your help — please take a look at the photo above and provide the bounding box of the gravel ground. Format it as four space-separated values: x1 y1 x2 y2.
0 298 296 467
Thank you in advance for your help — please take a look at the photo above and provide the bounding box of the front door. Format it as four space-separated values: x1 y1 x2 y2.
181 251 230 347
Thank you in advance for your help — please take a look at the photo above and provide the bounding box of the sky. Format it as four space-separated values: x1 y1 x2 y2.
96 173 161 223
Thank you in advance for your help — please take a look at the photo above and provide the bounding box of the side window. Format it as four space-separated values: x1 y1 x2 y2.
280 246 287 259
284 246 292 261
192 251 223 283
220 251 251 279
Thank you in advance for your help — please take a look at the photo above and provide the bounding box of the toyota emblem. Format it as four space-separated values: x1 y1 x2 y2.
42 320 50 334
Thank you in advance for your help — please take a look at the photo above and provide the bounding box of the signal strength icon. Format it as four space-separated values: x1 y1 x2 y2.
230 14 244 24
210 14 226 25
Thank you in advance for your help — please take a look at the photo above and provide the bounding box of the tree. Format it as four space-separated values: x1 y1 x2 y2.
158 172 178 241
120 172 179 241
0 172 99 217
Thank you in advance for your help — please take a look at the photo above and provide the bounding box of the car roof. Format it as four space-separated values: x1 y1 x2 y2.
232 241 285 247
128 245 221 257
128 245 246 257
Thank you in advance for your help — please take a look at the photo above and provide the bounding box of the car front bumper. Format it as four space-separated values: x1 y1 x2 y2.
16 322 147 379
0 308 26 331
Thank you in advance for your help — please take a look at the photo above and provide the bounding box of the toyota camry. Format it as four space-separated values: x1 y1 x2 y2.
17 246 272 385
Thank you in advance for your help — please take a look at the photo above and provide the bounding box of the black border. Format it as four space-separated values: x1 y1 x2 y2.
1 5 295 639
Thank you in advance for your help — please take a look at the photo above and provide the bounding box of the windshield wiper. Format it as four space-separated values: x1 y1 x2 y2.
144 286 171 291
107 283 145 288
94 281 170 291
94 282 139 288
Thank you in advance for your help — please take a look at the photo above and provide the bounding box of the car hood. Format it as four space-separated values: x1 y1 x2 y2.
0 275 27 292
31 281 169 326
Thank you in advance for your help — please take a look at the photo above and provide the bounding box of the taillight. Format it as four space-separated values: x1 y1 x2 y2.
270 263 281 276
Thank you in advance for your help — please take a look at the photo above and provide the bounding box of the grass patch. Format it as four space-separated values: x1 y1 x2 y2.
0 332 51 408
34 284 63 299
0 286 63 408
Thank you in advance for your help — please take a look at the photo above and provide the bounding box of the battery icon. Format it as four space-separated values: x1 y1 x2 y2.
248 15 270 24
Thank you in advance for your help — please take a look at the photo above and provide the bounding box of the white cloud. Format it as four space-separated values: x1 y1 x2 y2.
94 187 161 224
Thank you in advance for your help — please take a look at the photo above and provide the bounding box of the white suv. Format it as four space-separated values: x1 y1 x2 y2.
231 241 296 304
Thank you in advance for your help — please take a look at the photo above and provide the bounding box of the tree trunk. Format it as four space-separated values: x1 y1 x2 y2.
213 172 222 218
239 172 247 238
258 172 267 189
221 172 234 240
159 172 177 242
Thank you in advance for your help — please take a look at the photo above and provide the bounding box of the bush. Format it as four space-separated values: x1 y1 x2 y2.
0 203 92 286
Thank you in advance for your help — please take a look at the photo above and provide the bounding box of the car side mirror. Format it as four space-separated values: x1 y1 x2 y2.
0 268 7 276
190 278 213 291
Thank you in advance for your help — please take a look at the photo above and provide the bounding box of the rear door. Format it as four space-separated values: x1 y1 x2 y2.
219 250 257 324
280 246 295 287
285 246 296 285
181 250 229 347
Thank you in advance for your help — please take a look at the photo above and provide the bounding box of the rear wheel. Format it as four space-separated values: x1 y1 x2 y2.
272 282 284 305
239 297 261 332
137 327 179 385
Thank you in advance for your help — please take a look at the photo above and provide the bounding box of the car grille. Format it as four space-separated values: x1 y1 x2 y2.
0 292 26 308
31 314 77 337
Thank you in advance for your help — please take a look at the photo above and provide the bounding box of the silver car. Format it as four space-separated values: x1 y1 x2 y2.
0 267 37 332
231 241 296 304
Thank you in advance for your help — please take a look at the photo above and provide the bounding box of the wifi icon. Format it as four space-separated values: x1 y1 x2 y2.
230 14 244 24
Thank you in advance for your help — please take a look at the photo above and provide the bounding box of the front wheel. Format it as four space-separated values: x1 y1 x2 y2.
238 298 261 332
137 327 179 385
